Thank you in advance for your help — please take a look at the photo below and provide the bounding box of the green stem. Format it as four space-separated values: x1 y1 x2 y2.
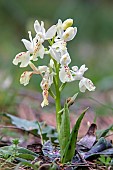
55 63 61 133
48 38 61 134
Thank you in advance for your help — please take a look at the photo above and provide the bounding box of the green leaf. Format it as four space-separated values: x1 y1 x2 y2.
0 146 38 157
17 147 38 157
97 124 113 138
61 107 88 163
2 113 58 142
59 102 70 158
18 153 35 161
2 113 40 131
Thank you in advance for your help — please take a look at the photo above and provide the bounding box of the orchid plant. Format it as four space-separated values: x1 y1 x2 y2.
13 18 96 163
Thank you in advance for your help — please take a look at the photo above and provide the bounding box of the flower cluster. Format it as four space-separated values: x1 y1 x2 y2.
13 19 95 107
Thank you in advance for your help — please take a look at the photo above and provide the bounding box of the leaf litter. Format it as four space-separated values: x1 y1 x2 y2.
0 113 113 169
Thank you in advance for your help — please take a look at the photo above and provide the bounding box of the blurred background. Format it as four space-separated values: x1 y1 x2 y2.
0 0 113 129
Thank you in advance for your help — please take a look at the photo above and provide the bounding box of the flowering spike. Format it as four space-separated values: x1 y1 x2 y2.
13 18 95 108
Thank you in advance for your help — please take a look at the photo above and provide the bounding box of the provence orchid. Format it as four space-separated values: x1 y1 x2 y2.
13 18 96 163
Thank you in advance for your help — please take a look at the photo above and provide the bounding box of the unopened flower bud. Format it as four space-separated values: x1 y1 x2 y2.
63 27 77 42
62 19 73 30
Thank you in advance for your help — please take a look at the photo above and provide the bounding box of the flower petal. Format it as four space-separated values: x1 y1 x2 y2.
21 39 33 52
60 52 71 66
49 59 54 68
32 42 45 61
62 19 73 30
38 44 45 59
13 52 30 67
59 66 66 83
79 64 88 73
63 27 77 41
72 64 88 80
41 97 49 107
52 40 67 52
38 66 48 73
45 25 57 39
49 47 60 63
41 21 45 35
34 20 41 33
79 77 96 92
40 82 49 107
57 19 63 39
59 66 73 83
20 71 33 86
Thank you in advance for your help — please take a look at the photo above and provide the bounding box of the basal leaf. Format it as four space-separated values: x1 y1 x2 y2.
2 113 58 142
61 107 88 163
3 113 40 131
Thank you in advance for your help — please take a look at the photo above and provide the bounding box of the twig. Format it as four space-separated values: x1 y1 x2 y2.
76 151 94 170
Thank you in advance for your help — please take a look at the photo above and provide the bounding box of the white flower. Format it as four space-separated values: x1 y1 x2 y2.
41 68 54 88
21 31 35 53
56 19 77 42
31 39 45 61
40 68 54 107
52 40 67 53
41 80 49 107
60 52 71 66
34 20 57 42
20 71 33 86
72 64 88 80
41 89 49 107
22 32 45 61
63 27 77 42
38 66 48 73
49 47 61 63
56 19 64 40
49 59 54 68
79 77 96 92
13 51 30 67
59 52 73 83
59 66 73 83
49 42 68 63
50 50 72 83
